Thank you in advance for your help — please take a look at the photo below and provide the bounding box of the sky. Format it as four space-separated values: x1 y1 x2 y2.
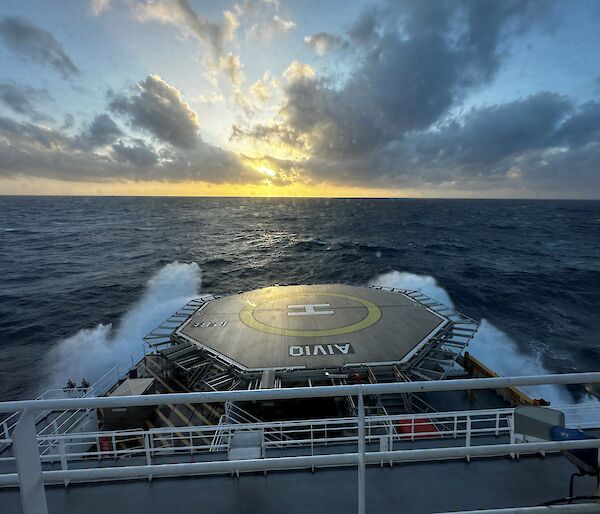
0 0 599 198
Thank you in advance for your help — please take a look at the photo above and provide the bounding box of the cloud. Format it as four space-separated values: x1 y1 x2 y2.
249 79 271 103
133 0 238 58
282 61 315 83
0 16 79 79
109 74 200 148
218 53 244 87
111 139 159 167
412 93 572 169
553 100 600 148
0 74 275 185
271 15 295 33
307 92 600 193
132 1 245 88
231 122 308 153
348 8 378 45
236 0 295 40
304 33 348 56
91 0 111 16
76 113 123 148
0 116 71 150
0 82 52 119
0 113 263 184
256 1 537 165
193 92 225 104
234 0 599 195
61 113 75 130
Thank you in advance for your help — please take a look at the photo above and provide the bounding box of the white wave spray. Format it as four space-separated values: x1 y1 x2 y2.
369 271 573 404
45 262 202 391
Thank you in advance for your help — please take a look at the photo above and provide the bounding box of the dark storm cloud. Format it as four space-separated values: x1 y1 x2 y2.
76 114 123 148
0 16 79 79
0 82 51 119
283 30 462 158
280 0 543 162
553 101 600 148
234 0 600 194
344 93 600 192
109 75 200 149
412 93 573 169
0 113 261 183
406 94 600 185
348 9 378 46
0 116 69 149
112 139 159 167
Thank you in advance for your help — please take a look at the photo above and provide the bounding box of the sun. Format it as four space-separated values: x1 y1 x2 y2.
255 165 277 177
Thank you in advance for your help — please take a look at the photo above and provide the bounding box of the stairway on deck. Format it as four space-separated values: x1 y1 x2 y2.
132 356 225 447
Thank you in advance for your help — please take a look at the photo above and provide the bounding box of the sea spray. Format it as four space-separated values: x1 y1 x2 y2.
44 261 202 392
369 270 573 404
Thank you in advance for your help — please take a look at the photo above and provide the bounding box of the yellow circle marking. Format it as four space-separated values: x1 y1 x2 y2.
240 292 382 337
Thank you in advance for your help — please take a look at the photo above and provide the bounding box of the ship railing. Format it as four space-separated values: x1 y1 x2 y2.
142 295 215 349
210 401 295 451
0 344 149 452
0 404 596 462
3 373 600 514
1 406 515 465
368 285 479 325
85 343 150 397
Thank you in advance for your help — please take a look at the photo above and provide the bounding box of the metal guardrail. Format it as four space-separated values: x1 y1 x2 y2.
3 372 600 413
0 407 516 465
3 372 600 514
0 344 149 451
143 296 215 348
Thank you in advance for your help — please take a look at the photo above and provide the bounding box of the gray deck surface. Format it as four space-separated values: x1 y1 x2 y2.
178 284 446 370
1 453 595 514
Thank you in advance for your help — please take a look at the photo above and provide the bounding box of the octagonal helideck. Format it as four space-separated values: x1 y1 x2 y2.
175 284 449 371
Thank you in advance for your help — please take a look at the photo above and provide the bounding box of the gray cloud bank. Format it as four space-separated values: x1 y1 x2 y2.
235 0 600 195
0 16 79 79
0 82 52 120
109 75 200 149
0 73 260 184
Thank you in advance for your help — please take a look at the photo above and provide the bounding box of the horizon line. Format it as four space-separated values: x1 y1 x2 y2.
0 194 598 201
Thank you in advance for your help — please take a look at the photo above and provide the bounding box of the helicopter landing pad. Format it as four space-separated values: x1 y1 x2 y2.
176 284 448 370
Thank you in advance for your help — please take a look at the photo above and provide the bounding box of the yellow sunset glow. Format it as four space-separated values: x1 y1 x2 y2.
0 176 428 198
255 165 277 178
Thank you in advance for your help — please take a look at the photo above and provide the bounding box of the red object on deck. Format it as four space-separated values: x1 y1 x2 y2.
99 436 113 452
395 418 439 439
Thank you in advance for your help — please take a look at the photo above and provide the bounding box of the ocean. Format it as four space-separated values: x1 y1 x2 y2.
1 196 599 403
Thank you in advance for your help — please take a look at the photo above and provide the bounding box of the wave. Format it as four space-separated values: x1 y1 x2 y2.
44 261 202 392
43 264 584 405
369 270 574 404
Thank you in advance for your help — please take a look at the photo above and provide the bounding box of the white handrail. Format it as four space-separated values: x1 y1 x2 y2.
0 344 148 445
5 372 600 514
3 437 600 489
2 372 600 413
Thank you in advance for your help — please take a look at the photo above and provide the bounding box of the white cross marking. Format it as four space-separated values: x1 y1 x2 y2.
287 303 334 316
